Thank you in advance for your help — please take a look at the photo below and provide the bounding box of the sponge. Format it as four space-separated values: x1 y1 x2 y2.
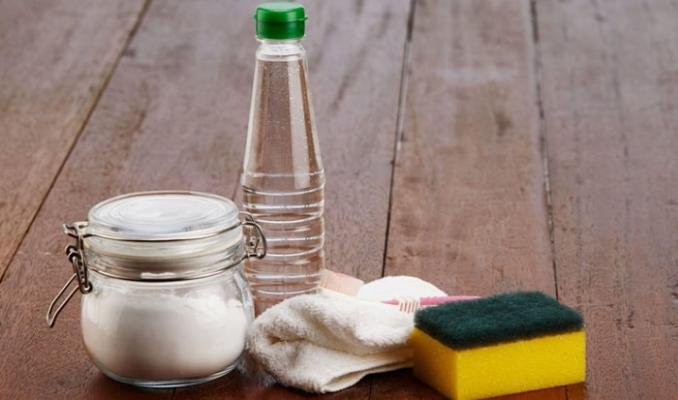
410 291 585 400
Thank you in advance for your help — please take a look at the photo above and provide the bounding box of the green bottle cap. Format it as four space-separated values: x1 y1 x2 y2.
254 2 307 40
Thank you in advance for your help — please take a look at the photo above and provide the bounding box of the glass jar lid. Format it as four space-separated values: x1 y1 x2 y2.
87 191 240 241
80 191 248 281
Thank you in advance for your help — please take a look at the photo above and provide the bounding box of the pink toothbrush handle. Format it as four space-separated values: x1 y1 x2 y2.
382 295 480 306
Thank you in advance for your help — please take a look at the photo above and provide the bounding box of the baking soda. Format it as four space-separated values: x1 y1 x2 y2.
81 276 248 381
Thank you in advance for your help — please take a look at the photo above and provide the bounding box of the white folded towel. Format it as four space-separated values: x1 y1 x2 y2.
246 290 414 393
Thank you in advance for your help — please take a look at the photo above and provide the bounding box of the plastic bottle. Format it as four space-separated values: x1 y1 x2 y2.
240 2 324 314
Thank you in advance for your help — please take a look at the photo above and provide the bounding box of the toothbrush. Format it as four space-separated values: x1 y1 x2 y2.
383 295 481 313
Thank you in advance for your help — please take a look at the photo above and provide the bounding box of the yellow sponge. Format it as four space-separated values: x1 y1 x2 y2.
410 292 586 400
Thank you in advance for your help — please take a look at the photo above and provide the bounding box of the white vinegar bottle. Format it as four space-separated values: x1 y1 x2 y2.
240 2 325 314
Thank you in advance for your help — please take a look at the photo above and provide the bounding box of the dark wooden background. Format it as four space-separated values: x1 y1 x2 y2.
0 1 676 399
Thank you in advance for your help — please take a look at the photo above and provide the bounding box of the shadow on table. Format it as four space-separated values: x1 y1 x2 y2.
490 383 586 400
88 373 170 399
88 368 586 400
369 369 586 400
172 370 370 400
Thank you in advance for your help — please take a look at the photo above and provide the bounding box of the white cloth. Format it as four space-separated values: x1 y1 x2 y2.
357 275 447 301
247 290 414 393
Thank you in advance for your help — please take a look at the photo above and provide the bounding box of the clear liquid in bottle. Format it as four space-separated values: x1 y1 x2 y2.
240 16 325 314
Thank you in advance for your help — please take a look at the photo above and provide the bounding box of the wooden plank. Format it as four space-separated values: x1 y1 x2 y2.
0 0 148 279
373 0 563 398
536 0 678 398
0 0 255 397
0 0 409 398
383 0 553 294
305 0 410 282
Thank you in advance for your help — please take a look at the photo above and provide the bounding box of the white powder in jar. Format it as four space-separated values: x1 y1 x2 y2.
81 273 249 381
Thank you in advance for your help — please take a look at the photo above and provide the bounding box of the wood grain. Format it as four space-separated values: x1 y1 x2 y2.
0 0 255 398
383 0 553 294
2 0 675 398
536 0 678 398
0 0 148 279
0 0 410 398
373 0 563 398
304 0 411 282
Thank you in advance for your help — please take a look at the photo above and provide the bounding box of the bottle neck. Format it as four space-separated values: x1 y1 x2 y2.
257 38 305 60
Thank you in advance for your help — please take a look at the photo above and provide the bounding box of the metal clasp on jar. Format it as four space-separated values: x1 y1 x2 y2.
46 222 92 328
241 213 267 260
46 217 267 328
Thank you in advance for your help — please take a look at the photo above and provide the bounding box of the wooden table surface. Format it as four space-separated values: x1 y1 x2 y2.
1 1 676 399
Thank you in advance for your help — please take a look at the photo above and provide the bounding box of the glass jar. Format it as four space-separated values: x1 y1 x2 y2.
46 191 266 388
